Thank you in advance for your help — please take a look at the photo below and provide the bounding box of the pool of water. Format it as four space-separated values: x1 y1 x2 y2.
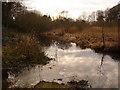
8 43 119 88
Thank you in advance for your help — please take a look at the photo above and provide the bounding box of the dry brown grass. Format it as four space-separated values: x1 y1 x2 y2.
76 27 119 48
45 26 119 52
3 29 50 68
15 33 42 59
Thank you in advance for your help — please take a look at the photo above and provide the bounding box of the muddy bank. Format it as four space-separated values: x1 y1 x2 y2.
34 80 91 89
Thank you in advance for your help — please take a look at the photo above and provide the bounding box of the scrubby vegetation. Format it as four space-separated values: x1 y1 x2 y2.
2 1 120 89
3 27 51 68
2 2 120 34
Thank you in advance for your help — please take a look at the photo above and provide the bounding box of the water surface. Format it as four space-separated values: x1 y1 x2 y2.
8 43 118 88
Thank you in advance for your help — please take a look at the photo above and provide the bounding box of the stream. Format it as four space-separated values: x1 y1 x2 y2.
7 42 119 88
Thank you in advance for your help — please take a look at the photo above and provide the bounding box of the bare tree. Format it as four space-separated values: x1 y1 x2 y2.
80 12 88 21
87 12 96 24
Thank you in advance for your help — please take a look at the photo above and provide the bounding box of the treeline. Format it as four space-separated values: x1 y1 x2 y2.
2 2 53 32
88 4 120 27
2 2 120 33
2 2 91 33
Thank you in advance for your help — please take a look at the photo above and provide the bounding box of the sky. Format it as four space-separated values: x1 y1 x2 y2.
24 0 120 19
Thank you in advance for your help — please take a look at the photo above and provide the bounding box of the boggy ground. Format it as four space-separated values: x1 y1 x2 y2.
44 26 120 53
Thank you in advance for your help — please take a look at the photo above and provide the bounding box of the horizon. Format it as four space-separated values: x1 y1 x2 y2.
24 0 120 19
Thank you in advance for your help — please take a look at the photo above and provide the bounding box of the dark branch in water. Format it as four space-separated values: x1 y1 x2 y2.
100 53 105 68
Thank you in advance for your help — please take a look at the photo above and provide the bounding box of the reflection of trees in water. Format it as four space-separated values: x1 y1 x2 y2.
100 53 105 70
57 42 72 50
38 65 42 82
55 44 58 60
98 53 105 75
53 42 72 60
97 53 108 87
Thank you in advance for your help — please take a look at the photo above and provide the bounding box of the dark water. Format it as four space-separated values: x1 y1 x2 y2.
7 43 119 88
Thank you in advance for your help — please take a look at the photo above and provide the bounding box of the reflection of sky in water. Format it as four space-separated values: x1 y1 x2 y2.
8 43 118 88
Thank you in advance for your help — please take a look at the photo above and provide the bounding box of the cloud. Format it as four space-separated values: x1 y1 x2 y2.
24 0 120 18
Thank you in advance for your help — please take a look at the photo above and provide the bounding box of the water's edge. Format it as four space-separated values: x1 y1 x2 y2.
7 43 119 88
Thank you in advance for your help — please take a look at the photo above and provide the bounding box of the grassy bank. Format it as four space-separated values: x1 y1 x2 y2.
44 26 120 53
2 27 51 69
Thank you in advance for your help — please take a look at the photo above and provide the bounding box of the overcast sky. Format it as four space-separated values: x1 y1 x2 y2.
24 0 120 19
